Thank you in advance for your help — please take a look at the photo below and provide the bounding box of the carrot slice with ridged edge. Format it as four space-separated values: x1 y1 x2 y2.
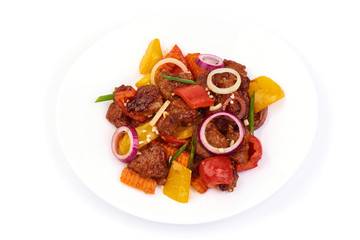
120 167 157 194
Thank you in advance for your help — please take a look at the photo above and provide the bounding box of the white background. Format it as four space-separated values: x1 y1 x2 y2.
0 0 359 239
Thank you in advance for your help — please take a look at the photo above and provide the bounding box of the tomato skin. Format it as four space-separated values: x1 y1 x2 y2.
235 135 262 172
172 85 214 109
199 156 233 187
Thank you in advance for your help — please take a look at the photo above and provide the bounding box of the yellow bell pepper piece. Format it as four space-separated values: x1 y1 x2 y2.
119 122 159 155
248 76 285 113
172 126 194 140
135 74 151 88
139 38 163 74
163 161 192 203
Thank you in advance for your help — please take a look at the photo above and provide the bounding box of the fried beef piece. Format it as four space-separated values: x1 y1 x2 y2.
205 122 228 148
156 97 197 136
106 102 130 128
105 85 134 128
229 128 250 165
129 142 168 178
126 85 163 117
156 69 194 100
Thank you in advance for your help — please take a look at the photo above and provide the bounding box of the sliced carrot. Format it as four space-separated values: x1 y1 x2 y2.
152 141 190 167
185 53 206 79
191 176 208 194
120 167 157 194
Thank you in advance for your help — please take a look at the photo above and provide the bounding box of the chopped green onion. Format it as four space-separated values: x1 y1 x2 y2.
95 94 115 103
249 91 255 135
161 74 199 85
188 136 196 169
168 140 189 167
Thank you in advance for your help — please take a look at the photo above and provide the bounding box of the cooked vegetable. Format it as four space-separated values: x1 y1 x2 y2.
198 111 245 155
95 94 115 103
188 136 195 169
248 76 285 113
120 167 157 194
191 176 208 194
209 103 222 111
185 53 206 79
139 38 163 74
222 94 247 119
119 122 158 155
114 87 147 122
249 91 255 135
163 161 192 203
150 58 188 86
135 74 151 88
149 100 170 126
172 85 214 109
199 156 233 187
160 74 199 85
195 54 224 71
235 135 262 172
163 44 188 74
207 68 242 94
111 126 139 163
159 133 188 147
152 141 190 167
173 126 194 140
168 141 189 167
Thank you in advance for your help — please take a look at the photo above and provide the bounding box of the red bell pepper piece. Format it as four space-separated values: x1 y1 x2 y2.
235 135 263 172
114 87 148 122
159 132 188 147
162 44 189 74
172 85 214 109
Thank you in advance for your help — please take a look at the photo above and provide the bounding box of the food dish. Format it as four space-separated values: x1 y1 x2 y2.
56 15 318 223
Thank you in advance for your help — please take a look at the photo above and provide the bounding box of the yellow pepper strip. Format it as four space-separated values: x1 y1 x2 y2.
139 38 163 74
248 76 285 113
135 74 151 88
172 126 194 139
119 122 159 155
163 161 192 203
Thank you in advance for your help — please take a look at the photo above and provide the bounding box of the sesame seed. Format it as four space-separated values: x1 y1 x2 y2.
244 119 249 126
139 141 145 144
230 100 234 104
142 130 147 133
218 148 225 153
209 95 214 98
230 140 235 146
230 94 235 99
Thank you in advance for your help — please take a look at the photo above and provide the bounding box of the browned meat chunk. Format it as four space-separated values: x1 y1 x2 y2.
129 142 168 178
205 122 228 148
156 98 197 136
106 102 130 128
156 69 194 100
126 85 163 117
229 128 250 164
105 85 134 128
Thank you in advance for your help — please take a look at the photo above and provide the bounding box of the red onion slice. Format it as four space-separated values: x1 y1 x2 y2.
222 94 247 119
198 111 245 155
111 125 139 163
195 54 225 71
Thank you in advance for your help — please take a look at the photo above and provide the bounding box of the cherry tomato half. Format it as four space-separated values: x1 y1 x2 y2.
199 156 233 188
235 135 262 172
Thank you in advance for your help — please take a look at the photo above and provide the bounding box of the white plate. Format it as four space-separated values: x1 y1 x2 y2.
56 15 318 224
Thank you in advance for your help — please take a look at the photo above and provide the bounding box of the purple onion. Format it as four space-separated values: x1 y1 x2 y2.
111 125 139 163
195 54 225 71
198 111 244 155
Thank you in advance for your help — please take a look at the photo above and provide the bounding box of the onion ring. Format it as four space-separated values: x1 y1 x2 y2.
198 111 245 155
111 125 139 163
195 54 225 71
206 68 241 94
150 58 189 86
222 94 247 119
